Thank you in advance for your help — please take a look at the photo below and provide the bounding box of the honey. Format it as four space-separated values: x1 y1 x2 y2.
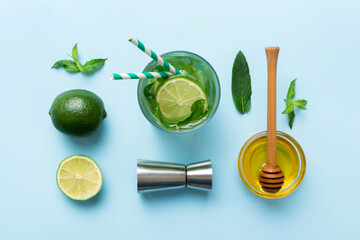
238 131 306 198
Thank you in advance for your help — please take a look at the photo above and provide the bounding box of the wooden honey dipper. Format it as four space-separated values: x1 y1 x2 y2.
259 47 284 194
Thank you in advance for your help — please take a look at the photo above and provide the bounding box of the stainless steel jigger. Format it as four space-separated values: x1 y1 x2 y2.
137 160 212 193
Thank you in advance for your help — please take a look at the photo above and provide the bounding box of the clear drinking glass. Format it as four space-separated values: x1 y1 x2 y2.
137 51 220 133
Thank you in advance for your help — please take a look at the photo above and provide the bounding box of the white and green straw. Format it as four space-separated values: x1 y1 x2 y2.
127 34 181 75
110 72 173 80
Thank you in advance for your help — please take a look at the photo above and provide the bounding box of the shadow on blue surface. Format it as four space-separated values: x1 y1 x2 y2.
140 188 209 201
237 171 308 218
82 64 105 77
66 120 109 147
150 121 223 164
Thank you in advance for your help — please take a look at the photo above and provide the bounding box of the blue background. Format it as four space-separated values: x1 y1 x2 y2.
0 0 359 239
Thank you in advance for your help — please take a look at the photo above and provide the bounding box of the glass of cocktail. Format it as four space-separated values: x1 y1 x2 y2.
137 51 220 133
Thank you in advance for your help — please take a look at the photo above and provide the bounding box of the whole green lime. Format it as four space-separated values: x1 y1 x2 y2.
49 89 107 136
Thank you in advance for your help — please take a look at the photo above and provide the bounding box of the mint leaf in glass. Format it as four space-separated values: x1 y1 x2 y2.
178 99 206 126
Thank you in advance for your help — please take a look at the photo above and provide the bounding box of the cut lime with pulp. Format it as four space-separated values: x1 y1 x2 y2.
155 76 207 123
56 155 103 201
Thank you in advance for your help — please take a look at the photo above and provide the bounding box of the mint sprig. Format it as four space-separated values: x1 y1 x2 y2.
282 79 307 129
52 44 107 74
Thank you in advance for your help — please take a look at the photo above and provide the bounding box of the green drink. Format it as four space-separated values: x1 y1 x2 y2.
137 51 220 133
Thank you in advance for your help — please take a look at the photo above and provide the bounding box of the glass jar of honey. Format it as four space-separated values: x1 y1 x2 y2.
238 131 306 198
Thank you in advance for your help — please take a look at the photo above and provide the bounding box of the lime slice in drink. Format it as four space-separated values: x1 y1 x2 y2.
56 155 103 201
155 76 208 123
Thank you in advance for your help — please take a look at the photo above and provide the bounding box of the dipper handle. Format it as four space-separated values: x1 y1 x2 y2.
265 47 279 168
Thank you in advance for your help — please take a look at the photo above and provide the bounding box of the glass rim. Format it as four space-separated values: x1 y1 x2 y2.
238 131 306 199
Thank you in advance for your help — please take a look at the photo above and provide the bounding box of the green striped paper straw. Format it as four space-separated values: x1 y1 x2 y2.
110 72 173 80
127 34 181 75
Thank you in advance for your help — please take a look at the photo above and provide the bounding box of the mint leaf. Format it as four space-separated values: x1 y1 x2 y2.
83 58 107 73
191 99 206 115
71 43 85 72
282 102 294 114
297 106 307 110
232 51 252 114
287 79 296 100
143 81 156 98
77 62 85 73
183 58 206 92
154 65 167 72
293 99 307 107
51 60 79 72
72 44 79 62
178 99 206 126
288 111 295 129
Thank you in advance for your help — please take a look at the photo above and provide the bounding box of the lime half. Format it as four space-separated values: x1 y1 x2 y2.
155 76 207 123
56 155 103 201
